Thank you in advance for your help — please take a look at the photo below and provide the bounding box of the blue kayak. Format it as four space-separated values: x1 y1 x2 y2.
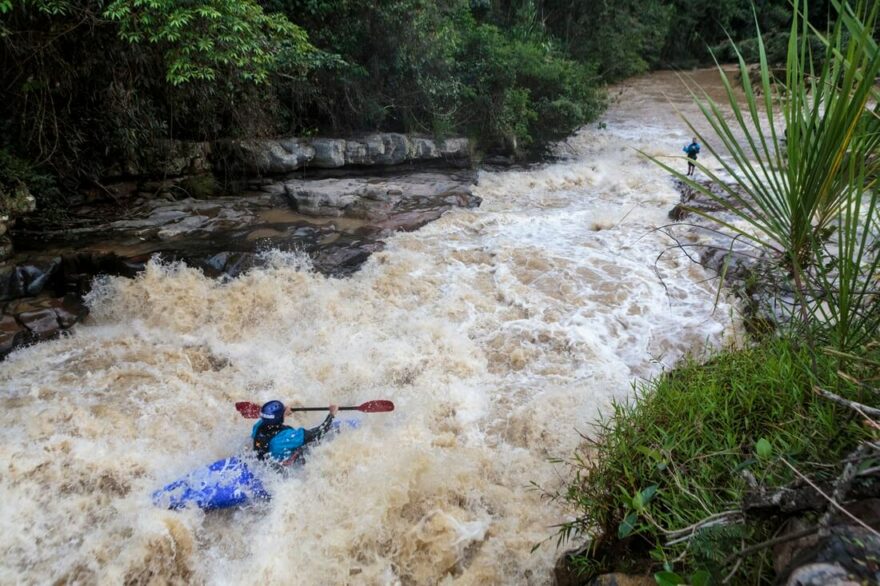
153 418 360 511
153 456 269 510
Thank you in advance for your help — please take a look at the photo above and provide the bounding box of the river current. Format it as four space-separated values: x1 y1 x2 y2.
1 70 736 584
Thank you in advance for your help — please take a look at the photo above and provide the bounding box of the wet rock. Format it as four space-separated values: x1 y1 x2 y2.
202 251 234 275
374 209 446 233
0 314 28 357
218 252 256 278
22 260 60 296
282 172 477 221
312 246 374 275
774 500 880 585
668 203 690 221
671 178 741 216
18 308 60 339
0 259 61 301
55 296 88 328
196 251 258 278
0 264 23 299
59 252 146 296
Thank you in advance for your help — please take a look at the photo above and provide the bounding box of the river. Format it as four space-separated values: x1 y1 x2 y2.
0 70 736 585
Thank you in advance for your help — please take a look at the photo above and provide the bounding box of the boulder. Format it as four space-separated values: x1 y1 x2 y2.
0 314 28 357
228 139 316 175
774 501 880 586
377 134 411 165
54 295 88 328
310 138 347 168
312 245 373 276
18 308 60 339
440 137 470 159
409 137 439 159
283 179 360 216
282 172 477 220
344 135 385 166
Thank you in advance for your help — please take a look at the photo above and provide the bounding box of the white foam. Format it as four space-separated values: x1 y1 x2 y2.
0 69 738 585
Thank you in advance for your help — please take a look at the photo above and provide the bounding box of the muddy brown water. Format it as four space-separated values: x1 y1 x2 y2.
0 69 744 585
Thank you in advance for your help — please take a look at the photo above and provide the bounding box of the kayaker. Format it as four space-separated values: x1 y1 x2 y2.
252 400 339 466
683 137 701 176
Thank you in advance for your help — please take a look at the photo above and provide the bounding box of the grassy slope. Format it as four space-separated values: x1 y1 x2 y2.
562 337 875 581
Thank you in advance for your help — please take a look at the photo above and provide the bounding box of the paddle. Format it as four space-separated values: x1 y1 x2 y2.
235 400 394 419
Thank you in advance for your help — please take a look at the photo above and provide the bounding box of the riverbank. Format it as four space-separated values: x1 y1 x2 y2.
0 133 480 358
556 338 879 584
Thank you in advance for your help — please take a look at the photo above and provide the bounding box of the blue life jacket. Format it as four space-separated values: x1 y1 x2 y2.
252 421 305 462
683 142 701 157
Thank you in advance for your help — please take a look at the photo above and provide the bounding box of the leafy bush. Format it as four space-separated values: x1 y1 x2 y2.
456 19 603 150
104 0 316 85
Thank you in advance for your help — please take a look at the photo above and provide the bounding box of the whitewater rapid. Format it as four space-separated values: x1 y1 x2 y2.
1 70 736 584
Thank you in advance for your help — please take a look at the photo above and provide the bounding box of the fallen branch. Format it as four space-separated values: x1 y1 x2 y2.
721 525 818 567
743 473 880 517
664 512 742 547
818 444 871 537
814 386 880 418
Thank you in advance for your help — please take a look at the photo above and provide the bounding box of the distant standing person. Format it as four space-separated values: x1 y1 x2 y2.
683 137 701 177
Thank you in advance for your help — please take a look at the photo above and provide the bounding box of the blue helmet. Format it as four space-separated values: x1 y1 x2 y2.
259 400 285 424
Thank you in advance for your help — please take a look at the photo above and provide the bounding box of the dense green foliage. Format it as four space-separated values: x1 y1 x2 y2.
0 0 831 199
104 0 315 85
535 0 830 78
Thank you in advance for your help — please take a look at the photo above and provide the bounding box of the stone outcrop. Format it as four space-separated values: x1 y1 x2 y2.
100 133 470 184
277 171 479 221
224 134 471 175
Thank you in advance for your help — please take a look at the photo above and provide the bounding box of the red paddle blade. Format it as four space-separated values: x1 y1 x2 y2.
235 401 261 418
358 400 395 413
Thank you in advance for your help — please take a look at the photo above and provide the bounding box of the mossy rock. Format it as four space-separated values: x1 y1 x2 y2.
0 183 37 216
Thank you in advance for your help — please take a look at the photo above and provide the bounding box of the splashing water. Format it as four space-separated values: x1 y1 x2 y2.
1 71 736 585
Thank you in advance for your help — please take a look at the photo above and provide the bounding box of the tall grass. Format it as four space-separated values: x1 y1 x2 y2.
651 0 880 351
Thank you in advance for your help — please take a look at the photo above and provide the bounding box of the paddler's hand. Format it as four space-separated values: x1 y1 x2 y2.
328 404 339 416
